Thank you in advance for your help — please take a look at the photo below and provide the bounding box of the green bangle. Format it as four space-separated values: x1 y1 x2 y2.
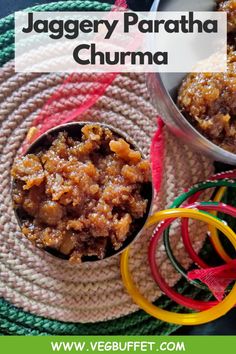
163 179 236 287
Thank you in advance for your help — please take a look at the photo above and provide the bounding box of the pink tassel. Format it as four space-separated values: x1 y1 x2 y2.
188 260 236 301
150 118 164 193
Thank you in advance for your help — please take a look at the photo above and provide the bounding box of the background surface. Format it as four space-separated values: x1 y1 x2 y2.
0 0 236 336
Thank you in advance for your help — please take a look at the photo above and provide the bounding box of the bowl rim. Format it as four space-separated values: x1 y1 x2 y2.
12 121 154 264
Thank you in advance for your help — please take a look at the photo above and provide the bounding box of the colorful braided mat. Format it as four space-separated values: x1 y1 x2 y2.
0 0 224 336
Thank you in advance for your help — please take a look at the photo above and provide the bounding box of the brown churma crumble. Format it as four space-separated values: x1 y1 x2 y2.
11 124 151 263
178 1 236 153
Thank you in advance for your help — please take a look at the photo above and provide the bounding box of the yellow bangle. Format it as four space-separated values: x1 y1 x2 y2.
209 187 232 263
120 208 236 326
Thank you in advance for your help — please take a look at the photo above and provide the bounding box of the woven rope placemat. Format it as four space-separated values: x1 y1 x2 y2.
0 0 214 335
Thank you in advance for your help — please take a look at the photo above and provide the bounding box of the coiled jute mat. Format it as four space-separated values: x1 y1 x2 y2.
0 0 215 335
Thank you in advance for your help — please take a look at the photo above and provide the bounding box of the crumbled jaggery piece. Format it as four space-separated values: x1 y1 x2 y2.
110 138 142 164
59 233 77 255
114 213 132 242
22 186 45 217
11 154 44 190
38 201 64 226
